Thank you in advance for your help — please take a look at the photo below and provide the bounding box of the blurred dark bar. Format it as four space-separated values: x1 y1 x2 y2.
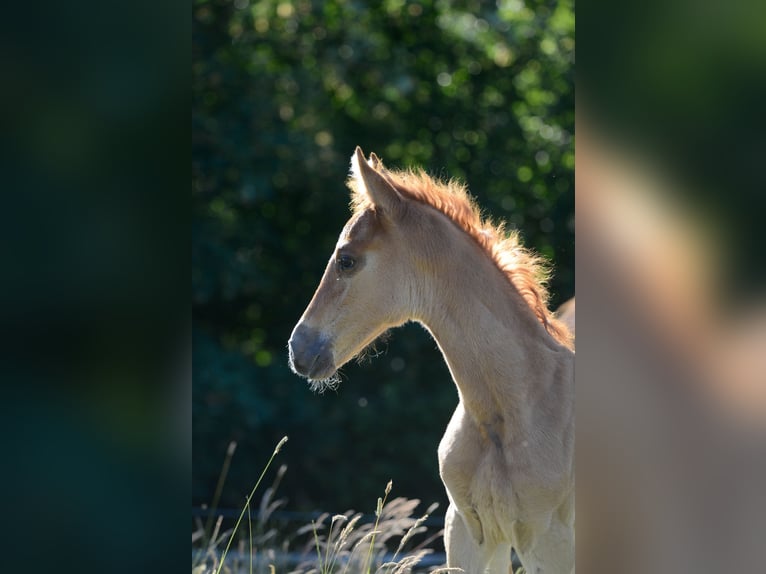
578 0 766 572
0 1 188 572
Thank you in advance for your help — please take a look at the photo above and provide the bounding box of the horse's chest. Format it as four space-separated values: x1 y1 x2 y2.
439 419 513 528
438 409 560 545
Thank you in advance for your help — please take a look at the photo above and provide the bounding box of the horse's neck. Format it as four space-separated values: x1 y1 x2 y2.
417 236 571 441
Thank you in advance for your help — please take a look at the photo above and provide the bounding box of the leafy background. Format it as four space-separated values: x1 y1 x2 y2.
193 0 574 517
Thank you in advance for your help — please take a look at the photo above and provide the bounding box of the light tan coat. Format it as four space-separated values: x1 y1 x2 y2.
289 148 574 573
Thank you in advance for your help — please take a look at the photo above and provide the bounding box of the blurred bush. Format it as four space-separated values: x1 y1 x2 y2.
193 0 574 513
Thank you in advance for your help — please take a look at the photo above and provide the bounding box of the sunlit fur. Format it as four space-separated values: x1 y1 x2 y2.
290 148 574 573
348 160 573 350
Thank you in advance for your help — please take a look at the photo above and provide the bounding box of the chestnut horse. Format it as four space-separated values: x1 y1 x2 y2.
289 148 574 573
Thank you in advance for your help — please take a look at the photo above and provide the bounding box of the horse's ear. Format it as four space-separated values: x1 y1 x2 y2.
351 146 403 216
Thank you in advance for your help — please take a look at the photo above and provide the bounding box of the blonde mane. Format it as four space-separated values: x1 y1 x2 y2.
349 167 572 349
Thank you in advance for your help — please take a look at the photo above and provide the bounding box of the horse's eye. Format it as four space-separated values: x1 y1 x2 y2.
337 254 356 272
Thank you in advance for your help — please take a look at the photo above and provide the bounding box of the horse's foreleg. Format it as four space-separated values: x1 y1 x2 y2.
445 503 496 573
515 520 574 574
486 543 512 574
445 503 476 570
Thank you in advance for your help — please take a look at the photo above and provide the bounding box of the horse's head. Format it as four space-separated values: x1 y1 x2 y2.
288 147 418 390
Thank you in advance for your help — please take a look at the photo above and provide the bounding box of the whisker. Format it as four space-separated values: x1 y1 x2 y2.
308 372 342 394
356 330 392 365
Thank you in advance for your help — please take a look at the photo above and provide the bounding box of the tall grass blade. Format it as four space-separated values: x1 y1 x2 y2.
248 498 253 574
214 436 288 574
364 480 392 574
193 441 237 567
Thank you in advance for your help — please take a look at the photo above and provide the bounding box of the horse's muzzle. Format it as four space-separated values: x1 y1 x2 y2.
288 324 335 380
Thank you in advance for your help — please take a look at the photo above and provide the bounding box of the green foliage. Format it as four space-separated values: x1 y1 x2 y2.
193 0 573 513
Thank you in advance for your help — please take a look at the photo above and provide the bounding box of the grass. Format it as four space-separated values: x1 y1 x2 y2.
192 437 456 574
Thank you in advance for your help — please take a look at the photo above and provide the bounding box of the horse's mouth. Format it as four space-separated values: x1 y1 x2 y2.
290 350 339 393
303 356 336 382
289 350 335 380
306 370 341 393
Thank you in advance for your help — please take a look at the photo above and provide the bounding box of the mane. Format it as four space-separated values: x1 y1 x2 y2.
349 166 573 349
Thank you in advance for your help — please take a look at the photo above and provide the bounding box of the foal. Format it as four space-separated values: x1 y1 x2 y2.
289 148 574 573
